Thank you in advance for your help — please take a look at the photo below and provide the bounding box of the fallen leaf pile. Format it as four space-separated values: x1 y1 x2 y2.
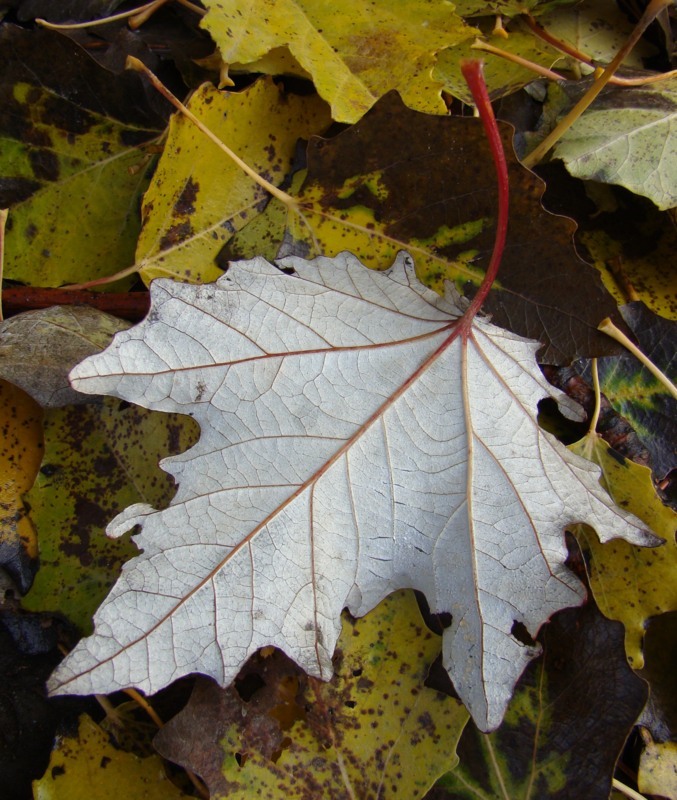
1 1 676 797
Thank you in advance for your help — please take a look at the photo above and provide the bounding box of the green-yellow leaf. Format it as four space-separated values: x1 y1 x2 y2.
136 78 330 285
553 77 677 210
538 0 654 70
3 81 159 288
581 224 677 321
155 590 469 799
33 714 189 800
200 0 476 122
22 400 198 631
570 433 677 667
434 28 562 104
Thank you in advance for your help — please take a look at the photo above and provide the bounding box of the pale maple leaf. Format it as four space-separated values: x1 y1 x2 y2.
48 252 657 731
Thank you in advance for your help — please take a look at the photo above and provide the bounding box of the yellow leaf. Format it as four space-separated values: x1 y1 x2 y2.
136 78 330 285
581 226 677 321
0 379 42 591
157 591 469 799
570 433 677 667
639 732 677 799
32 714 189 800
201 0 477 122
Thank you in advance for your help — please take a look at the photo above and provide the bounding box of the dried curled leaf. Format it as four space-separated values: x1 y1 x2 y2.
49 253 656 731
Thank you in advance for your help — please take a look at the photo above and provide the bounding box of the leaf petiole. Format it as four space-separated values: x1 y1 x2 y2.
458 60 509 328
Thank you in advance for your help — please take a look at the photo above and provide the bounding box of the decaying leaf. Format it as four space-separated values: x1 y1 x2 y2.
0 379 42 593
435 601 648 800
434 28 561 104
226 92 625 364
0 25 166 288
638 730 677 798
580 219 677 322
579 302 676 480
571 433 677 668
538 0 655 71
0 307 130 407
136 78 330 285
155 591 469 799
49 253 656 732
22 399 198 631
32 713 190 800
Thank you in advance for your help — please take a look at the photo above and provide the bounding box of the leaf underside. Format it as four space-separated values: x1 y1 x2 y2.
49 253 655 732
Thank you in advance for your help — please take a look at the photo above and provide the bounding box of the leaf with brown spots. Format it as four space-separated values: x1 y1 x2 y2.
201 0 476 122
0 25 166 288
32 713 190 800
134 77 330 286
22 399 198 631
154 591 469 800
569 433 677 669
226 92 624 364
0 379 42 593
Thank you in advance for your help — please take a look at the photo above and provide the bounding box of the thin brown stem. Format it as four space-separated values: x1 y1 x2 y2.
127 56 297 208
471 39 567 82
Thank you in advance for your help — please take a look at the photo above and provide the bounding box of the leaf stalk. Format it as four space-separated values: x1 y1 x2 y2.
458 60 509 328
126 57 298 209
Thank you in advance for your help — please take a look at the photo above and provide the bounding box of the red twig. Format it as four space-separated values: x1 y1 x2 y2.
2 287 150 322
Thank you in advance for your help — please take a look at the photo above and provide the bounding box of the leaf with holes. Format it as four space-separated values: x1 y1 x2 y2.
48 252 657 732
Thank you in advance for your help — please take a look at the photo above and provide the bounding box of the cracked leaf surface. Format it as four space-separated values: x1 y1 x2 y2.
49 253 655 731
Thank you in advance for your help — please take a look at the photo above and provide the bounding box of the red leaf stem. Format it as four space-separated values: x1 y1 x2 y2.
458 59 509 332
